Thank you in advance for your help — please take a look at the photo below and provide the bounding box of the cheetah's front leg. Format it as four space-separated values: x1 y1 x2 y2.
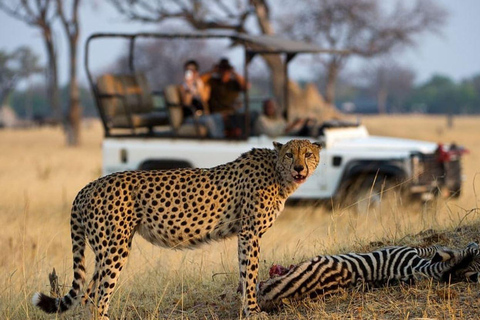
238 230 262 316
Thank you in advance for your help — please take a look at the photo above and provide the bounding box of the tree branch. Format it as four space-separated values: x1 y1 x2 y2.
0 1 35 24
107 0 252 32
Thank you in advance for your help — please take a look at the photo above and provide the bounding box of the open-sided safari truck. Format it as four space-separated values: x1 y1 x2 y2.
85 31 466 210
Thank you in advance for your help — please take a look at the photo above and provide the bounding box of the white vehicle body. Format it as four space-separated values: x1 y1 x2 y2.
102 125 457 202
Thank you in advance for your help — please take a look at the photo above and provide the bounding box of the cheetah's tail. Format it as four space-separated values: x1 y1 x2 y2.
31 288 80 314
32 210 86 314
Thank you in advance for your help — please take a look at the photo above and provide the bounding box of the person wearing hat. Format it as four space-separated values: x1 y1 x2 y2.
201 58 248 115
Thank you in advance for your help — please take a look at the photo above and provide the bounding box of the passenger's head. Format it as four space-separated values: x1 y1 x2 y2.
184 60 199 72
217 58 234 81
218 58 233 71
184 60 199 81
262 99 278 117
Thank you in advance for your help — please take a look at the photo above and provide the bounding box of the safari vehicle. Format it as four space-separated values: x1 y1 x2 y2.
85 31 466 210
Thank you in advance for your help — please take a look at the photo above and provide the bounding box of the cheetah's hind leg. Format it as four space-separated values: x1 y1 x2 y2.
86 230 134 319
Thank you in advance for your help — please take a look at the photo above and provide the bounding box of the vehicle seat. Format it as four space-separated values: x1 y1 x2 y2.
96 73 169 134
163 85 207 137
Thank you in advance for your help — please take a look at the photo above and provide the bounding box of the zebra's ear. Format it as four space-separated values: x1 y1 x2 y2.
273 142 283 152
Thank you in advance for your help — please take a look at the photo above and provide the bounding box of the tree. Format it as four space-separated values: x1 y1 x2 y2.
0 47 43 107
56 0 82 146
470 74 480 97
1 0 83 145
0 0 61 121
278 0 447 104
461 74 480 114
10 83 96 119
15 46 44 119
408 74 479 114
0 51 18 106
363 58 416 113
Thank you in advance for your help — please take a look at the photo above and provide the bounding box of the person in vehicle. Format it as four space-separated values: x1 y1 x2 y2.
179 60 224 138
201 58 249 137
254 99 316 137
179 60 208 116
201 58 248 114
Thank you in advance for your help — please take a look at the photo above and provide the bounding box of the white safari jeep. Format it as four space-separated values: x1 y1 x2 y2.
85 32 465 209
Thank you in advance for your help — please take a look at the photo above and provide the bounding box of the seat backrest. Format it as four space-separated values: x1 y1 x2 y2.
96 74 125 118
97 73 155 118
134 73 154 113
164 85 183 130
116 75 142 114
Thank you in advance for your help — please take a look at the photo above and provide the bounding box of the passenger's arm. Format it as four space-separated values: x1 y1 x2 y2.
232 71 249 90
179 85 193 106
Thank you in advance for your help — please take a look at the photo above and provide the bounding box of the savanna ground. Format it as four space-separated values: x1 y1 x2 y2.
1 115 479 320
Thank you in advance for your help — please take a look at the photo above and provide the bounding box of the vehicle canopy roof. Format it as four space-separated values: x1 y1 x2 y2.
85 31 347 80
85 30 342 54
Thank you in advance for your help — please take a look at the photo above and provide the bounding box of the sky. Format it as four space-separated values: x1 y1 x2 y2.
1 0 480 87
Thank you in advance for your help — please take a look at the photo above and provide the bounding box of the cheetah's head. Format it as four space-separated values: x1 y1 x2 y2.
274 139 322 185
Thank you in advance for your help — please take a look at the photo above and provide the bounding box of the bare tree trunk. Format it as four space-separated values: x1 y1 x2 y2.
42 30 61 122
251 0 274 34
325 60 339 105
0 0 60 120
57 0 82 146
262 56 286 112
66 41 81 145
250 0 287 113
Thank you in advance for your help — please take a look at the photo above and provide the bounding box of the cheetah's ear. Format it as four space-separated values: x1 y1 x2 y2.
313 142 324 150
273 141 283 152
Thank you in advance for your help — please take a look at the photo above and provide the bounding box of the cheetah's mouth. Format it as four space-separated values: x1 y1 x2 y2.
293 174 307 184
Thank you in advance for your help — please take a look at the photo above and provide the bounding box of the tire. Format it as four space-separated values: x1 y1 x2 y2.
344 175 400 214
445 160 462 198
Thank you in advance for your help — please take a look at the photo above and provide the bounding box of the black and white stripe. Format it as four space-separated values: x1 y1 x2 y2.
258 245 478 310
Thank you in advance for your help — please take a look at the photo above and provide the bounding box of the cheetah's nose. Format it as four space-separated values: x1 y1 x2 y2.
294 165 304 173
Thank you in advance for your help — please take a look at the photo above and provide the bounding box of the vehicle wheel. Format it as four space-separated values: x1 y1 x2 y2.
345 175 400 214
445 160 462 198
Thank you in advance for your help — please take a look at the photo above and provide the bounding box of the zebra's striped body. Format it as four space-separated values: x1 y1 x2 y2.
258 245 478 310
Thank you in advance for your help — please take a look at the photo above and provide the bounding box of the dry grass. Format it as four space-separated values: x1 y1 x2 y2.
0 115 479 319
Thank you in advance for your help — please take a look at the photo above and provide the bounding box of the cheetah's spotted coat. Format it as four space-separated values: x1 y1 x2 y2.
32 139 321 318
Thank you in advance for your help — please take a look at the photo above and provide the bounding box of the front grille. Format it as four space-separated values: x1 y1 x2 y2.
411 153 444 193
419 154 444 185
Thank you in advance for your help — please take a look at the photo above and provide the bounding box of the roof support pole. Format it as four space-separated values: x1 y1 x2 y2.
128 37 136 74
283 53 296 121
243 50 256 139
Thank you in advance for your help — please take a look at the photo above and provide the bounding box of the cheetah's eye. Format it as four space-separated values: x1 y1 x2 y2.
285 152 293 159
305 152 312 158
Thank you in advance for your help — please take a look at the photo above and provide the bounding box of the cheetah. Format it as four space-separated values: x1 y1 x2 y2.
32 139 321 318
